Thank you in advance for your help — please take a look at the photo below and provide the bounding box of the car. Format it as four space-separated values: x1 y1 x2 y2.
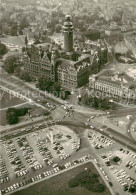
94 159 98 163
105 176 109 181
90 126 94 129
109 166 114 169
96 114 100 116
109 181 113 186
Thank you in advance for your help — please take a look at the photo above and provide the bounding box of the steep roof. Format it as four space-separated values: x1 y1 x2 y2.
97 77 122 87
123 73 134 83
73 55 91 69
96 74 136 89
56 58 75 69
56 55 92 70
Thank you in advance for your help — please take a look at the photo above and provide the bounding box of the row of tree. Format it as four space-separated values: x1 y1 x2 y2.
5 17 29 36
80 93 114 110
3 55 32 82
37 77 61 95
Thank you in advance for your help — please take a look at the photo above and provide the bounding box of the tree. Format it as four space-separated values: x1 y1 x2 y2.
112 156 121 163
3 55 19 73
6 107 29 125
10 23 18 36
6 108 18 124
81 92 115 110
90 97 99 108
22 47 26 53
90 183 106 192
25 36 28 47
18 28 23 35
14 66 21 77
129 185 136 193
37 77 54 92
15 108 28 116
0 42 8 57
129 187 135 193
55 24 62 33
37 77 61 95
19 71 32 82
52 11 58 18
34 39 41 44
81 93 90 105
20 17 29 30
51 82 61 94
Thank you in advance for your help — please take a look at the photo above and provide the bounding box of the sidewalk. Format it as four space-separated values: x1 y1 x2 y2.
127 116 136 141
12 76 67 105
0 116 44 132
74 105 103 114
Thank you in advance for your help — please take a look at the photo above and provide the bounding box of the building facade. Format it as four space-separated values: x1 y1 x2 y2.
24 16 108 90
89 72 136 103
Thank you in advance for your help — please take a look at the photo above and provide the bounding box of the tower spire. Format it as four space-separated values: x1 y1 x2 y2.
63 15 74 55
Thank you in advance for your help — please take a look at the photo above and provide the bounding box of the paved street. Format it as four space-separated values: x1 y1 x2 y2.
1 71 136 195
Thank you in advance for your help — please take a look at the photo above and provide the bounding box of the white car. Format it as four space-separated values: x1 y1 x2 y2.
94 159 98 163
90 126 94 129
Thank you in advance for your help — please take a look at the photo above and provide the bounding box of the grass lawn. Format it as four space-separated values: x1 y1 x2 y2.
0 89 26 126
0 89 25 109
0 109 7 126
13 162 110 195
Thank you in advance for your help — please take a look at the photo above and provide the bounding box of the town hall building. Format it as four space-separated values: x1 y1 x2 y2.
24 15 108 90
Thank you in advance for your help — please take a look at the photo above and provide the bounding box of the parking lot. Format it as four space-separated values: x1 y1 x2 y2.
86 129 136 194
87 129 115 149
100 148 136 193
0 125 80 193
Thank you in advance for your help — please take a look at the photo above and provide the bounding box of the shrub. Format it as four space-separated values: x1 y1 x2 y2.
68 169 106 193
112 156 120 163
6 108 18 124
6 107 29 125
68 178 79 188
